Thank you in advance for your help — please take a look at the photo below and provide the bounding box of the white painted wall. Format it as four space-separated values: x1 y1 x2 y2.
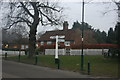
2 51 25 56
45 49 109 55
45 49 65 55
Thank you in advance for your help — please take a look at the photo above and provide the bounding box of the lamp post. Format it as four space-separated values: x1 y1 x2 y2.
81 0 85 71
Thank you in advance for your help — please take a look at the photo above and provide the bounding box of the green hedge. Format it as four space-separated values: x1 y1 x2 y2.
2 48 25 51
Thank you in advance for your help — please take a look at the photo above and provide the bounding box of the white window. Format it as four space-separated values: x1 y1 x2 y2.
65 41 70 46
21 45 24 49
47 41 52 45
41 41 44 45
26 45 28 49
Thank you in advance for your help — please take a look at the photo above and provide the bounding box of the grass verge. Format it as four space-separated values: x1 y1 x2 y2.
3 55 118 77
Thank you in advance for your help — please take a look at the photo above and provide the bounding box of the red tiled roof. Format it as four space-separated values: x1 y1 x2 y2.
38 28 97 44
39 29 80 40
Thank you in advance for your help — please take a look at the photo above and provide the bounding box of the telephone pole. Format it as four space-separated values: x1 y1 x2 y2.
81 0 85 71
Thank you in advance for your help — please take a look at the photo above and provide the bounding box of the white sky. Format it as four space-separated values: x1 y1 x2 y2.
38 1 118 33
62 2 117 32
0 0 118 33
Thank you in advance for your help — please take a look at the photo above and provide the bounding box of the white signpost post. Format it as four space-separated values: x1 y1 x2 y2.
50 35 65 59
55 35 58 59
50 35 65 69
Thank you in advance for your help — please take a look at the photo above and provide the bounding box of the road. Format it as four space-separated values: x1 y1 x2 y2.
2 60 91 78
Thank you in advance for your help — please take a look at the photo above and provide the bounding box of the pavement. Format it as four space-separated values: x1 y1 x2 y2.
2 60 91 78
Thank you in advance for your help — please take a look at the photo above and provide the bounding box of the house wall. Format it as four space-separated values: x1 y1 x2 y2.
38 41 74 49
2 44 29 50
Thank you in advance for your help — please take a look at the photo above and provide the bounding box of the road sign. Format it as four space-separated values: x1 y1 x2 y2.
50 35 65 59
50 35 65 69
58 36 65 39
50 36 56 39
50 35 65 39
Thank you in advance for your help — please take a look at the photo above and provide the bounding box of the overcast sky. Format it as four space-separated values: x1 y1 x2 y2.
38 1 118 33
0 0 118 33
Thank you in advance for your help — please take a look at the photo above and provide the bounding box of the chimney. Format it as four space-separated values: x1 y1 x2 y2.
63 21 68 30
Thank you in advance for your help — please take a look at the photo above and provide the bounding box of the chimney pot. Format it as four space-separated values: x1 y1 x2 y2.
63 21 68 30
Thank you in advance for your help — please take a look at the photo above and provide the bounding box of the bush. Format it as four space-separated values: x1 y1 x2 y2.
25 48 29 55
2 48 19 51
108 48 119 57
35 48 41 55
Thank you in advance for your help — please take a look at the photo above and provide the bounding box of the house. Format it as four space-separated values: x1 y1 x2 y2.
2 43 29 50
37 21 97 51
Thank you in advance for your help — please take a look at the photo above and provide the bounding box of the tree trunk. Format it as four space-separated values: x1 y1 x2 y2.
28 2 40 58
25 2 39 58
28 27 36 57
28 16 39 57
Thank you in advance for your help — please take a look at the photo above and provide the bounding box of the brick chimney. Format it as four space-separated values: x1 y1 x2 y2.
63 21 68 30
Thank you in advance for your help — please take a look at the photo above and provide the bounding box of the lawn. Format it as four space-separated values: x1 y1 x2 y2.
3 55 119 77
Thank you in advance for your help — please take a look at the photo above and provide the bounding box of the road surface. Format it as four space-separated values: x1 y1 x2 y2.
2 60 91 78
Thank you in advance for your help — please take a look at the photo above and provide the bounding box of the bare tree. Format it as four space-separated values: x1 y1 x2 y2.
9 24 29 38
2 26 29 44
2 1 64 57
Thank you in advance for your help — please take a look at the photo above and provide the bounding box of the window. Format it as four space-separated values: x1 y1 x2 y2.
47 41 52 45
26 45 29 48
65 41 70 46
13 46 17 48
41 41 44 45
21 45 24 49
5 44 9 48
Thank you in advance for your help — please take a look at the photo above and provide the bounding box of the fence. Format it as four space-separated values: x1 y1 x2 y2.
2 50 25 56
1 49 109 56
45 49 109 55
45 49 65 55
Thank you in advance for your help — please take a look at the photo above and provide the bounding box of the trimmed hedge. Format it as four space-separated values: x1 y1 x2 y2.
2 48 25 51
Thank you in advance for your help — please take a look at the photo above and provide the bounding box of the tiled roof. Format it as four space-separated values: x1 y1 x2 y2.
39 29 79 40
38 28 97 44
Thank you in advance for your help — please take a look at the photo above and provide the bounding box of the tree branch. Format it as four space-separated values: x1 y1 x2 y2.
10 16 32 27
20 2 34 18
39 11 44 25
103 9 117 15
40 10 58 25
38 3 60 12
4 20 25 30
30 2 39 18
